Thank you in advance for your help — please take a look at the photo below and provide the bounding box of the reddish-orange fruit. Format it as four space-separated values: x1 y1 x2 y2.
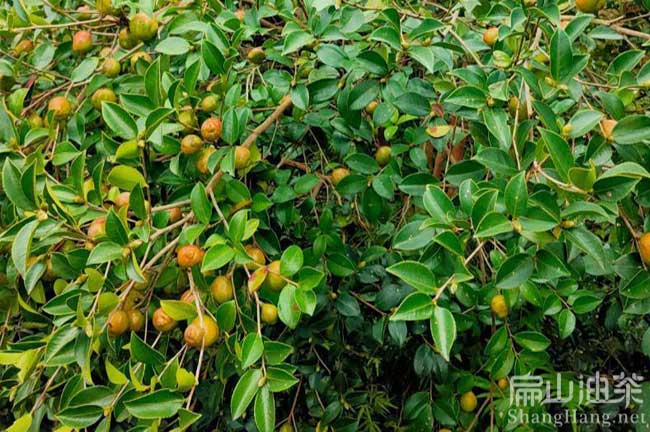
483 27 499 46
181 134 204 155
108 309 129 336
200 117 222 141
87 217 106 239
184 316 219 348
72 31 93 54
168 207 182 223
48 96 73 120
177 244 204 268
152 307 177 332
114 191 130 209
180 289 196 304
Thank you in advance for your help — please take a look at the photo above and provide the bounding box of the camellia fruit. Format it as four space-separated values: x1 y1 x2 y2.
119 28 137 49
114 191 130 209
180 289 196 304
330 167 350 186
200 117 223 141
108 309 129 337
28 112 43 129
460 391 478 412
261 303 278 324
48 96 73 120
575 0 605 13
234 146 251 169
91 88 116 110
247 47 266 64
130 12 159 41
196 147 216 174
498 377 508 390
365 100 378 114
128 309 145 332
13 40 33 56
640 233 650 265
177 244 204 268
130 51 153 70
168 207 182 223
210 275 233 304
87 217 106 239
181 134 204 155
490 294 508 318
600 119 617 141
152 307 177 332
508 96 528 120
102 58 121 77
483 27 499 46
200 95 218 112
72 30 93 54
266 260 286 291
184 316 219 348
244 245 266 270
178 107 197 131
76 5 92 19
95 0 114 15
279 424 294 432
375 146 391 166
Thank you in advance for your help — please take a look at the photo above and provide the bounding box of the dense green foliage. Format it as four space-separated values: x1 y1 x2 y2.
1 0 650 431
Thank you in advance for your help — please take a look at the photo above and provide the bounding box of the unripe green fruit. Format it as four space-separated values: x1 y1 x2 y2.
178 108 198 132
96 0 114 15
28 112 43 129
119 28 137 49
102 58 121 77
130 12 159 41
91 88 116 110
375 146 391 166
200 95 219 112
247 47 266 64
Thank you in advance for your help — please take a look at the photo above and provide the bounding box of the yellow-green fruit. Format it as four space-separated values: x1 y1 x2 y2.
108 309 129 337
575 0 605 13
13 40 33 56
640 233 650 265
119 28 137 49
48 96 73 120
245 245 266 270
266 260 286 291
460 391 478 412
28 112 43 129
184 316 219 348
200 95 218 112
130 51 153 70
91 88 116 110
600 119 617 141
498 377 508 390
490 294 508 318
261 303 278 324
483 27 499 46
96 0 114 15
247 47 266 64
375 146 391 166
331 167 350 186
152 307 177 332
178 108 197 132
234 146 251 169
130 12 159 41
196 147 216 174
365 100 378 114
102 58 121 77
210 276 233 304
128 309 145 332
279 423 294 432
72 30 93 54
508 96 528 120
181 134 203 155
439 429 452 432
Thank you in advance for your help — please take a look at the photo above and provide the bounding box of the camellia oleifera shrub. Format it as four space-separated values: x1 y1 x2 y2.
1 0 650 430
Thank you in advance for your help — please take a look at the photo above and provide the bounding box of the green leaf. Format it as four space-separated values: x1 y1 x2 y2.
280 245 303 277
155 37 191 55
391 293 434 321
612 115 650 145
231 368 263 419
514 331 551 352
283 31 314 55
241 333 264 369
201 40 225 74
505 172 527 217
254 386 275 432
550 29 572 82
191 183 212 224
386 261 436 294
202 244 235 272
430 306 456 362
567 109 603 138
160 300 197 321
539 128 574 181
475 212 512 238
107 165 147 191
7 413 31 432
101 102 138 140
278 285 301 328
496 254 534 289
423 184 454 224
87 241 123 265
12 219 38 277
482 108 510 150
124 390 184 419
